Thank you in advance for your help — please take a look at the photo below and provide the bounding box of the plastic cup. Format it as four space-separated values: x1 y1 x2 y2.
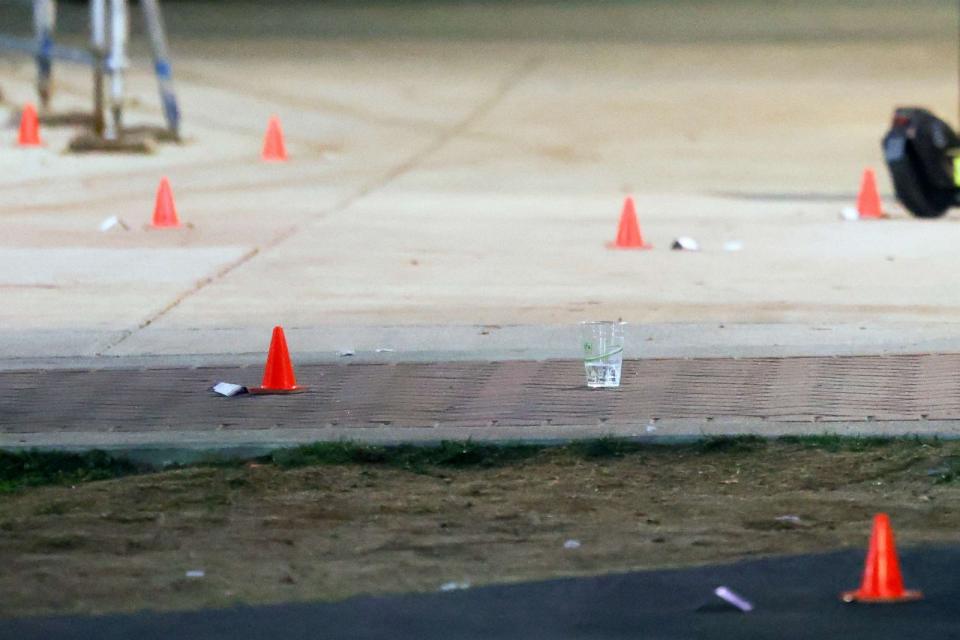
580 321 624 388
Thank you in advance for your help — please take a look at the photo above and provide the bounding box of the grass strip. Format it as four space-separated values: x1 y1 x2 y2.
0 435 945 493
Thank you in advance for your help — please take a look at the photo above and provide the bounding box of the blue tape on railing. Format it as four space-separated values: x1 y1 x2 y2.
154 60 171 79
162 95 180 131
0 34 94 65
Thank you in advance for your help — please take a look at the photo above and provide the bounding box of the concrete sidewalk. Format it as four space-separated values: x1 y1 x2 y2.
2 1 960 362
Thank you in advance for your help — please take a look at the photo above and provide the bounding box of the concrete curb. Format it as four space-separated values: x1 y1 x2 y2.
5 323 960 371
3 419 957 464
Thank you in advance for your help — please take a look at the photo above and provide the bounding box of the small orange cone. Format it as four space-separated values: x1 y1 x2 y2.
261 116 288 162
17 103 41 147
841 513 922 603
249 326 306 394
856 168 884 219
607 196 652 249
151 177 181 228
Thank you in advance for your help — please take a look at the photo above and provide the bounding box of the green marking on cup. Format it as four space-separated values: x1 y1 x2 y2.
583 346 623 362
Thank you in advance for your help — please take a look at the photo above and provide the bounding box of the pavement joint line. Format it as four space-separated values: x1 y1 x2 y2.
98 53 545 354
97 245 264 355
300 53 546 231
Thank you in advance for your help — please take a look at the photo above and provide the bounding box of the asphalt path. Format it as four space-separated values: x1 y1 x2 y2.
3 547 957 639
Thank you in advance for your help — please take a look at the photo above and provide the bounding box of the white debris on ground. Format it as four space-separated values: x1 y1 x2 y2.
775 515 802 523
722 240 743 252
564 539 582 550
185 570 205 579
714 586 754 612
840 206 860 221
439 581 471 592
337 349 355 357
671 236 700 251
99 215 129 232
211 382 246 397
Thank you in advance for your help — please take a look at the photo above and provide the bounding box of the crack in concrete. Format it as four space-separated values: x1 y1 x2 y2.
98 54 544 355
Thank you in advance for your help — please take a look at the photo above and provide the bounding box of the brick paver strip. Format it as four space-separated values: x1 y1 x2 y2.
2 354 958 434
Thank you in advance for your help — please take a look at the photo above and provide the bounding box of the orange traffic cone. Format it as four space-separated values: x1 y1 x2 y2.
249 326 306 394
841 513 922 603
261 116 288 162
151 177 181 228
607 196 652 249
17 103 41 147
856 168 884 219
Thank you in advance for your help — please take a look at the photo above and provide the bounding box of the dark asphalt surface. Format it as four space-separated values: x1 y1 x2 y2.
3 547 958 639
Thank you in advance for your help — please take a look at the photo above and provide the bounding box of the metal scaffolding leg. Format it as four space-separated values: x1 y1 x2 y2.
90 0 106 137
32 0 56 110
105 0 128 140
140 0 180 139
3 0 181 152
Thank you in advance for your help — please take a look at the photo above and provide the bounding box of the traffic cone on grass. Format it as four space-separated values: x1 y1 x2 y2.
248 326 306 394
17 103 41 147
856 168 884 219
151 177 181 228
607 196 652 249
841 513 922 603
261 116 288 162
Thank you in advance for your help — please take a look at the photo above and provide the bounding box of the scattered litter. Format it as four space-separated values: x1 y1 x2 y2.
99 215 129 232
840 206 860 221
563 539 582 550
375 348 395 353
775 514 802 524
439 581 471 592
211 382 247 397
645 424 657 433
722 240 743 252
185 570 205 579
337 349 355 357
714 586 753 612
671 236 700 251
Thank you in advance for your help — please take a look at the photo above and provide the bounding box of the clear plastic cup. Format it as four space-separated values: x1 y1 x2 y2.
580 321 625 388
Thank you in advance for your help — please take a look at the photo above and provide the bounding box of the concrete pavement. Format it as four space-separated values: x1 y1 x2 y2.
2 2 960 445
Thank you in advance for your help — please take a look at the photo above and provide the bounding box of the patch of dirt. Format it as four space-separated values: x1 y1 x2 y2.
1 441 958 617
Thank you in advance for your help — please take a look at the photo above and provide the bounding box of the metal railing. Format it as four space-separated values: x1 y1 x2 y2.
0 0 180 143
